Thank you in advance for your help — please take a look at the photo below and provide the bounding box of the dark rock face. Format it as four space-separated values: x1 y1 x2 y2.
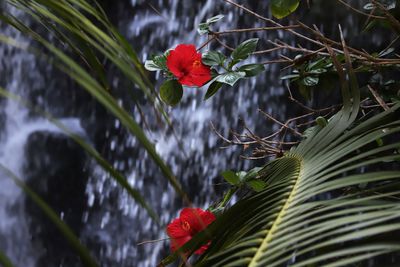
23 131 89 267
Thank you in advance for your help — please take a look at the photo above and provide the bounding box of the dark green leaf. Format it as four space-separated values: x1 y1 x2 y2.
204 81 223 100
153 54 168 70
237 63 265 77
221 170 241 185
216 72 246 86
160 80 183 106
271 0 300 19
202 51 226 66
231 38 259 62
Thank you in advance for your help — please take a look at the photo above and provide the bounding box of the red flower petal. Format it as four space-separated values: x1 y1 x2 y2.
167 208 216 255
166 218 188 238
179 208 215 233
166 44 211 87
194 241 212 255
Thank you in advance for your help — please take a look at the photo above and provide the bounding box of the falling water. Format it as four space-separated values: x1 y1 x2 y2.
0 0 390 266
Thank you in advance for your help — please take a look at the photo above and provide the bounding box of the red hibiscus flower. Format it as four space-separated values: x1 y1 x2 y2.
166 44 211 87
166 208 216 255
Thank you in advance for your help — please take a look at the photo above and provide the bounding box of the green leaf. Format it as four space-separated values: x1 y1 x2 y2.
237 63 265 77
302 76 319 86
198 15 224 35
206 14 224 24
144 60 161 71
231 38 259 62
202 51 226 66
204 81 223 100
280 74 300 80
247 179 267 192
198 23 210 35
221 170 241 185
216 72 246 86
271 0 300 19
160 80 183 106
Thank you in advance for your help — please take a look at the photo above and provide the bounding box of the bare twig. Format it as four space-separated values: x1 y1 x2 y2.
367 84 390 111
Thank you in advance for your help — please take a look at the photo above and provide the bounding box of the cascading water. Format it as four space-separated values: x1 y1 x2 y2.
0 0 389 266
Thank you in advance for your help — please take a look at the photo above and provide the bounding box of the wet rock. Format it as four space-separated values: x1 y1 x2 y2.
23 131 89 267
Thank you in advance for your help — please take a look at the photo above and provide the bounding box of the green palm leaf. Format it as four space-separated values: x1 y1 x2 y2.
160 44 400 267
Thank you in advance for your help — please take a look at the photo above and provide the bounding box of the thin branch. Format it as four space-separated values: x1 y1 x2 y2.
367 84 390 111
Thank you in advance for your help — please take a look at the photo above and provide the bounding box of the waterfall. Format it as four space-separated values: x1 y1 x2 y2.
0 0 387 266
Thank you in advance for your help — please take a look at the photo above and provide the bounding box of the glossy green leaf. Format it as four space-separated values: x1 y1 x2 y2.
144 60 161 71
204 81 223 100
216 72 246 86
237 63 265 77
271 0 300 19
231 38 259 62
198 15 224 35
160 80 183 106
202 51 226 66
